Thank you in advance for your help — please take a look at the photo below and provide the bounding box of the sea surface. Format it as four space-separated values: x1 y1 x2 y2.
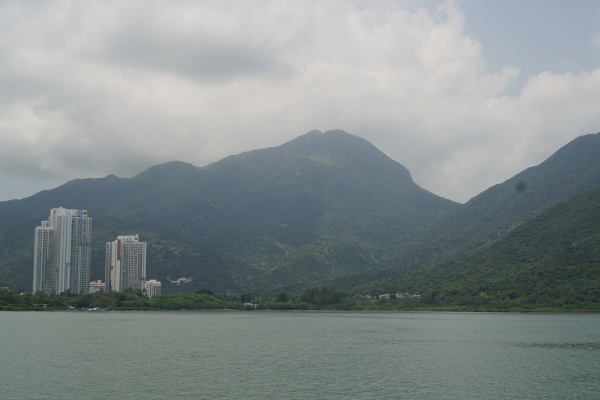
1 311 599 399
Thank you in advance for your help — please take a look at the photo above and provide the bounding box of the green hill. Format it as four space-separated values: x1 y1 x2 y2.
351 187 600 308
0 130 458 293
395 132 600 264
3 129 599 301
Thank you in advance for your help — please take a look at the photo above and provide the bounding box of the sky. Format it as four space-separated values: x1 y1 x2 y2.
1 0 599 203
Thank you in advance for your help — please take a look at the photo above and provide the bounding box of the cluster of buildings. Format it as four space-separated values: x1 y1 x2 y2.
364 293 422 300
32 207 161 297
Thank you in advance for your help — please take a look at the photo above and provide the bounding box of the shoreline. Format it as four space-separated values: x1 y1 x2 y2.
2 307 600 313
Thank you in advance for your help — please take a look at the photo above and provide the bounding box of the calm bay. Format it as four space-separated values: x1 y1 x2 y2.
1 311 599 399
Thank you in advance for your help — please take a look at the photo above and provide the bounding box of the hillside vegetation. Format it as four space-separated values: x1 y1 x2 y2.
0 130 457 293
395 133 600 264
346 188 600 309
1 129 599 309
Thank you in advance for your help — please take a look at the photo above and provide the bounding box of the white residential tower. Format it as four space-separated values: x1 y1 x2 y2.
33 208 92 295
105 234 147 292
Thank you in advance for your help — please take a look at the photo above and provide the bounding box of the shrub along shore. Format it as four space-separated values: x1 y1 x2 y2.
2 287 599 312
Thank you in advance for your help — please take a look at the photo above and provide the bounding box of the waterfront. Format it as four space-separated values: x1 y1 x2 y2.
1 311 599 399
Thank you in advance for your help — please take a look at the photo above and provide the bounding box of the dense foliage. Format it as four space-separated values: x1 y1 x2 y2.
343 188 600 310
4 285 599 312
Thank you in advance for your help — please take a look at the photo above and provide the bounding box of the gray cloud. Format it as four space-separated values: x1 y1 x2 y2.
0 0 599 202
99 9 296 81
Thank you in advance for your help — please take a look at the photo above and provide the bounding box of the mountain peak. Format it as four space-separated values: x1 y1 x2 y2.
279 129 404 173
134 161 198 180
0 128 459 292
287 129 368 145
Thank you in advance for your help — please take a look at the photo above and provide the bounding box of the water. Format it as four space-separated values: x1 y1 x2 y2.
1 311 599 399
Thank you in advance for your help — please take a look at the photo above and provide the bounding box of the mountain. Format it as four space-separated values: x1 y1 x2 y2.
0 129 458 293
371 187 600 308
394 132 600 264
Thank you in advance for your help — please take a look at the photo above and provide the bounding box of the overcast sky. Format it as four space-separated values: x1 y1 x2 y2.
1 0 599 203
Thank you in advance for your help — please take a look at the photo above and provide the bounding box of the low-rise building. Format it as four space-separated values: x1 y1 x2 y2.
145 279 161 298
89 280 106 293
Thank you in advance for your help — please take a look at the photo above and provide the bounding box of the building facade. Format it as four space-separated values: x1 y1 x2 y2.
33 208 92 295
144 279 162 298
105 234 147 292
89 280 106 293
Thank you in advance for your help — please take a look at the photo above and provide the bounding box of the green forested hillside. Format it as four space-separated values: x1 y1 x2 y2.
2 129 599 302
0 130 458 293
358 188 600 308
396 132 600 264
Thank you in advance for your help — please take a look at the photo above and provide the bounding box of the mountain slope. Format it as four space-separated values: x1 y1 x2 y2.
396 132 600 263
0 129 458 292
398 187 600 307
337 186 600 308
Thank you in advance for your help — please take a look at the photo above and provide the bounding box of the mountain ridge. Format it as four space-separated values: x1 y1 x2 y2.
0 129 458 293
1 129 599 301
393 131 600 264
396 187 600 307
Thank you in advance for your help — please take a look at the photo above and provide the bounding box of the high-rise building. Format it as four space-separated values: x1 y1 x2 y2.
33 208 92 295
105 234 147 292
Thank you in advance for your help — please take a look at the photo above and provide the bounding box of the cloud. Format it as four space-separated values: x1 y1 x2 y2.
0 0 599 202
96 2 298 81
591 32 600 49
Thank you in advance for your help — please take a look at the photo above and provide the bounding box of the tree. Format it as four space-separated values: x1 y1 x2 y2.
300 286 341 306
240 293 252 303
275 291 288 302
